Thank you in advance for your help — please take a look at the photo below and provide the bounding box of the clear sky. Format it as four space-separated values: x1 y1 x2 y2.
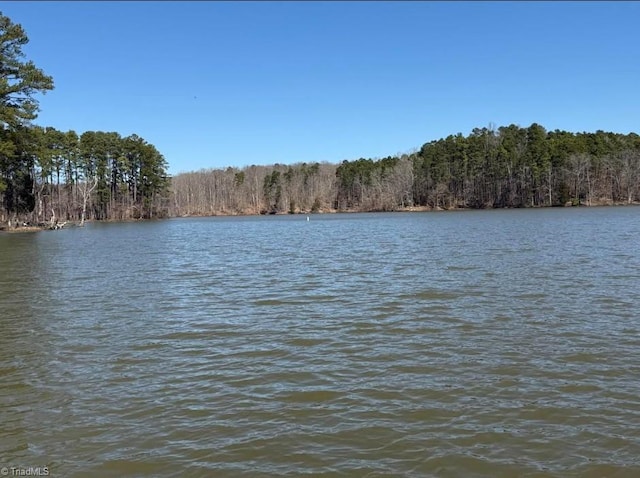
2 1 639 175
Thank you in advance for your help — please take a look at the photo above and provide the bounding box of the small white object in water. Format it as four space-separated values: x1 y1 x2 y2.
306 216 310 221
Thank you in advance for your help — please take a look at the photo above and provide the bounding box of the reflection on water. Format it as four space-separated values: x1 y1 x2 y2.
1 207 640 477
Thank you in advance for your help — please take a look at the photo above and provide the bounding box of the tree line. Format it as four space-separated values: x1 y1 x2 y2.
170 162 338 216
0 12 169 228
411 124 640 209
169 124 640 216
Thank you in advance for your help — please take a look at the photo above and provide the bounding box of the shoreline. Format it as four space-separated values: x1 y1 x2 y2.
2 202 638 232
0 226 46 234
0 222 78 234
171 201 640 219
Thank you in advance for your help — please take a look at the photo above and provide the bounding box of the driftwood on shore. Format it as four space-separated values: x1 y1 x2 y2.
0 220 76 233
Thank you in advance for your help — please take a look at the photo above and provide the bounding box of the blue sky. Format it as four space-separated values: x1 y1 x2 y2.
3 1 639 175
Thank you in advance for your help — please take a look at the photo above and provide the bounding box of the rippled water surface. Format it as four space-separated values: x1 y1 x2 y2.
2 207 640 477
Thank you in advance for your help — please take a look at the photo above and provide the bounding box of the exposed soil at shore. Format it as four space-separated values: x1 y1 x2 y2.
0 226 46 233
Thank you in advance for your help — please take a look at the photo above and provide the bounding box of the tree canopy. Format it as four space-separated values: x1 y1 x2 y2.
0 13 53 128
0 11 169 227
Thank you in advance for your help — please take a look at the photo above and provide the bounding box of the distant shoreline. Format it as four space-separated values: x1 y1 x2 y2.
2 202 638 233
170 201 640 219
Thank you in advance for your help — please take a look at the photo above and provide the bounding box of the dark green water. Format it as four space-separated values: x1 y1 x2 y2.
1 207 640 477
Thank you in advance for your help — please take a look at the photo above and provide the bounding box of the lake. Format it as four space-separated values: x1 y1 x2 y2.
1 207 640 477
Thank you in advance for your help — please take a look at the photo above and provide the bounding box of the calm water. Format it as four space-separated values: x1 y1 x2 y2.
1 207 640 477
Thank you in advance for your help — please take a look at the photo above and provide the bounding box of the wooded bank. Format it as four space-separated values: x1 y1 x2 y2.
4 123 639 229
0 11 169 229
169 125 640 217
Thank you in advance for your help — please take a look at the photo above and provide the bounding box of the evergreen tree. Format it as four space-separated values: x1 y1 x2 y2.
0 11 53 223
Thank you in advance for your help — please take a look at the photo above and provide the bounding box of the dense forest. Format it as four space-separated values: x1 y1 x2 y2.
2 11 639 229
0 12 169 229
170 125 640 216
